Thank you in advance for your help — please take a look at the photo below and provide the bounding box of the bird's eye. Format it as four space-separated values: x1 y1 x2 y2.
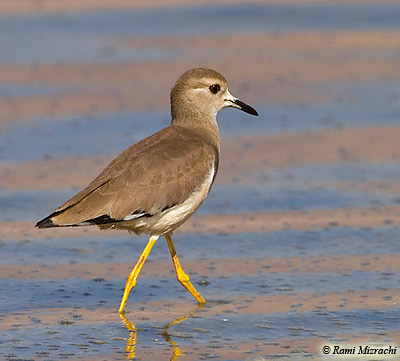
209 84 220 94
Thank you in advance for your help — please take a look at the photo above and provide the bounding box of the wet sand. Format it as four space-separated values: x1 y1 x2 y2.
1 125 399 189
1 0 399 15
1 1 400 360
1 30 400 126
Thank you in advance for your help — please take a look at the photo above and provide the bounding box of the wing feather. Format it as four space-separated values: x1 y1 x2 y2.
37 125 219 229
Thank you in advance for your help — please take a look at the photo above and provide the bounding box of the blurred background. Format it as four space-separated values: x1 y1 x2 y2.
0 1 400 360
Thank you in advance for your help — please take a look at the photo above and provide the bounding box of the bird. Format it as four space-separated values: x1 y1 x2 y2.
36 68 258 314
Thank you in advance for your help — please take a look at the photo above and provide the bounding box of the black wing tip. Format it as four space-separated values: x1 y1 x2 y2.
35 214 119 229
35 216 57 229
35 212 150 229
86 214 117 225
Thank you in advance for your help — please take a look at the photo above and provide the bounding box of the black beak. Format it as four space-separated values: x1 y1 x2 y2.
231 99 258 116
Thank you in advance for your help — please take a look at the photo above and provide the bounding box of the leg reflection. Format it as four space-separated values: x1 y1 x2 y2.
120 305 204 360
119 313 137 359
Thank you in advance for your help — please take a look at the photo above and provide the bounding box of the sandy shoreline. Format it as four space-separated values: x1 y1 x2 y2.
1 125 399 190
3 253 400 280
2 205 399 241
1 0 399 15
1 30 399 126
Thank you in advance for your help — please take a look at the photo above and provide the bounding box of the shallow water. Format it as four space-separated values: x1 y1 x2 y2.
2 227 400 265
1 80 400 164
1 4 400 64
1 1 400 360
2 173 399 221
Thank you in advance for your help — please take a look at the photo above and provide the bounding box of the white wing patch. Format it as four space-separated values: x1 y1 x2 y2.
127 165 215 235
123 212 147 221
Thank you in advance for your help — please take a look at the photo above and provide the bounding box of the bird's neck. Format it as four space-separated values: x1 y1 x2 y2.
171 114 220 153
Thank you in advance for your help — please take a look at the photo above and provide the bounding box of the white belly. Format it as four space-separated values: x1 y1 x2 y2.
124 166 215 235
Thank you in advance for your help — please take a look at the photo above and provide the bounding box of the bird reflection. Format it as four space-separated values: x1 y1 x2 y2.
119 313 138 359
120 305 203 360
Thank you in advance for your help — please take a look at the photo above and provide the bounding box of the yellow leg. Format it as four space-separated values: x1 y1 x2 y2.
165 234 206 304
118 235 159 314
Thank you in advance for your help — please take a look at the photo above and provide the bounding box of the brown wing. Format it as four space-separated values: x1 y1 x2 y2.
36 124 219 228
